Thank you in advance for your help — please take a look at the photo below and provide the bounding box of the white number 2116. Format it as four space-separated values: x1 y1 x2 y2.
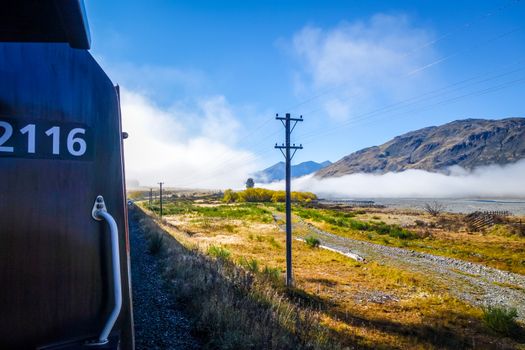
0 120 87 157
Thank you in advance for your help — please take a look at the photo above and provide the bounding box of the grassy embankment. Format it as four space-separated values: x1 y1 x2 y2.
133 206 335 349
136 196 524 349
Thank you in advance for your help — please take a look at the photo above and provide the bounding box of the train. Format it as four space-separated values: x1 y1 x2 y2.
0 1 134 348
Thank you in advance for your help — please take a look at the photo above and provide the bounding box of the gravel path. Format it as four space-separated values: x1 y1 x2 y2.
273 213 525 321
130 215 200 349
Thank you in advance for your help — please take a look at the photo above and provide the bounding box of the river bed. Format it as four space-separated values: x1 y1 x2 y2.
327 197 525 215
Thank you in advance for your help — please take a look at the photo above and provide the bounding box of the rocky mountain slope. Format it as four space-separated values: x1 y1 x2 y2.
316 118 525 178
254 160 331 183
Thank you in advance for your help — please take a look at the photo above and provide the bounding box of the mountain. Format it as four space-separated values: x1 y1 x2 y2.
254 160 332 183
316 118 525 178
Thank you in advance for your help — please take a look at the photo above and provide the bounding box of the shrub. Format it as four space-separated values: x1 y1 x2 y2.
208 245 231 260
147 232 164 255
218 222 236 233
222 188 317 204
274 204 285 212
482 306 518 336
271 191 286 203
239 257 260 273
238 188 273 202
262 266 282 283
305 235 321 248
424 201 445 216
268 236 281 248
222 189 238 203
414 219 426 227
388 226 417 240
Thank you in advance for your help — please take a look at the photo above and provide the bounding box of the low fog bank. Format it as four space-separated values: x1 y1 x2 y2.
262 160 525 199
120 89 260 189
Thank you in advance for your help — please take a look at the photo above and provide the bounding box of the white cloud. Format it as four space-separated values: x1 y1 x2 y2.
94 58 207 103
263 160 525 198
291 14 437 120
199 96 241 144
121 89 258 189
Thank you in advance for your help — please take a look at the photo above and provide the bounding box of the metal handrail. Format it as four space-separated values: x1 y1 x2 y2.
87 196 122 346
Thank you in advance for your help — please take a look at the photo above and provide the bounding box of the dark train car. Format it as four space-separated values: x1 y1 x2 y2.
0 1 134 349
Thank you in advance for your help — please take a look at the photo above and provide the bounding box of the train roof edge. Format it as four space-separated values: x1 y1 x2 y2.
0 0 91 49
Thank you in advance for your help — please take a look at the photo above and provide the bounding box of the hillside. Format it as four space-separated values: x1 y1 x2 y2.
254 160 331 183
317 118 525 178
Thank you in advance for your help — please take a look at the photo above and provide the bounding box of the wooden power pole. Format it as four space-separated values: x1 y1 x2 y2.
158 182 164 218
275 113 303 287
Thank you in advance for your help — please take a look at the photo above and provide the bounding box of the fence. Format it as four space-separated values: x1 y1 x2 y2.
464 210 511 231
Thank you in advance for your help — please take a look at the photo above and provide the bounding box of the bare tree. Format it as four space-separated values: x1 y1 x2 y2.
424 201 445 216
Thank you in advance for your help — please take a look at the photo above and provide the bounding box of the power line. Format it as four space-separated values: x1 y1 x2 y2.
299 73 525 144
285 0 522 114
299 25 523 120
295 59 525 140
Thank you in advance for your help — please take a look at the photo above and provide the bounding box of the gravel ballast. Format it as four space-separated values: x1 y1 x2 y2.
130 215 200 349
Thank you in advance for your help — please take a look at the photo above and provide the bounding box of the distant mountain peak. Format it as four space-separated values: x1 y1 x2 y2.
316 118 525 178
254 160 332 183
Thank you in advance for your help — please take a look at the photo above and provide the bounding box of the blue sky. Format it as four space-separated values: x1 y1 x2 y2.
85 0 525 188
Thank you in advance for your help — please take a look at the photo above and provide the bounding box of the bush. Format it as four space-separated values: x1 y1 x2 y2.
222 189 239 203
305 235 321 248
424 201 445 216
238 188 273 202
482 306 518 336
268 236 281 248
274 204 285 212
262 266 282 283
271 191 286 203
223 188 317 204
147 233 164 255
208 245 231 260
239 257 260 273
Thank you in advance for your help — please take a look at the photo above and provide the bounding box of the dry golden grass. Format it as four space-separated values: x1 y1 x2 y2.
138 200 524 349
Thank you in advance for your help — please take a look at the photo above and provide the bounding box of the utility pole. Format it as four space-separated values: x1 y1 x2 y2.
275 113 303 287
158 182 164 218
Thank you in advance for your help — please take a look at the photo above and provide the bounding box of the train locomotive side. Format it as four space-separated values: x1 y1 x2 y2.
0 1 134 348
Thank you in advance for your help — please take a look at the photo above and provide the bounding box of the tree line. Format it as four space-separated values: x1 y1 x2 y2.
223 188 317 203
